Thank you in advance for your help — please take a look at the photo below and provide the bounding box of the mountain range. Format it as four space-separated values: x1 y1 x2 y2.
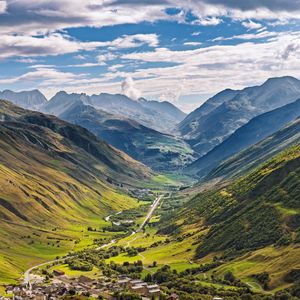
2 76 300 177
187 98 300 178
0 89 47 110
41 91 185 134
207 116 300 181
178 76 300 157
59 101 195 171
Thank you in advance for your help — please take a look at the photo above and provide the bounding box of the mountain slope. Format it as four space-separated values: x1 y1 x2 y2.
178 88 239 136
207 117 300 180
187 98 300 178
179 76 300 156
59 102 195 171
40 91 185 133
0 89 47 110
40 91 89 116
0 99 151 283
89 93 185 133
162 142 300 290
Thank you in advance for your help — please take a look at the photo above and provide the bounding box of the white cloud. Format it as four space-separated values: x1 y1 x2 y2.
212 30 277 41
74 54 86 60
184 42 202 46
16 58 39 64
121 76 141 100
0 33 105 60
242 20 263 30
3 30 300 105
0 33 159 60
159 87 183 103
108 64 124 72
116 31 300 101
0 67 84 85
193 17 222 26
192 31 201 36
1 1 299 38
0 1 6 14
107 34 159 49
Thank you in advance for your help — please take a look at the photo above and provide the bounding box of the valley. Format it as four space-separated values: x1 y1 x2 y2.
1 76 300 300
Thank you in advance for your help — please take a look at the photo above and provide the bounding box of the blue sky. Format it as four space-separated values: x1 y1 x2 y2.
0 1 300 112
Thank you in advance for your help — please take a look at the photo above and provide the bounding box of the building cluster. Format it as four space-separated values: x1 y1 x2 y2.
0 273 163 300
117 276 161 298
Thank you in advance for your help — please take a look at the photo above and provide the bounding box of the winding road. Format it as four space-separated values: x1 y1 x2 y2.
24 194 163 289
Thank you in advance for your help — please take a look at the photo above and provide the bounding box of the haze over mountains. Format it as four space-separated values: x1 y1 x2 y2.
59 101 195 171
178 76 300 156
0 90 47 110
2 76 300 295
207 117 300 181
187 98 300 178
2 76 300 177
41 91 185 134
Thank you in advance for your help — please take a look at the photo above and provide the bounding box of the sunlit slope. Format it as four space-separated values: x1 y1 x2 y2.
161 142 300 290
0 100 152 283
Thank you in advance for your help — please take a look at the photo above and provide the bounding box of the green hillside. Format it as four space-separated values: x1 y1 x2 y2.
0 100 153 284
158 142 300 292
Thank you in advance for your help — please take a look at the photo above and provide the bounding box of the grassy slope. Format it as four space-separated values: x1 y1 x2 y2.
155 143 300 291
0 100 153 284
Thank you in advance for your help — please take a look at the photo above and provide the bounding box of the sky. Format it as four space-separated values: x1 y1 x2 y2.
0 1 300 112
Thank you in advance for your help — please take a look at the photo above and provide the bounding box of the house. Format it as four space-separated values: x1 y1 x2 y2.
117 278 130 287
129 279 143 287
147 288 160 298
147 284 159 290
213 298 224 300
167 293 179 300
130 285 148 295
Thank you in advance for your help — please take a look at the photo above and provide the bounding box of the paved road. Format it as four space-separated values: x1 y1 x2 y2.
24 194 163 289
24 258 66 289
137 194 162 232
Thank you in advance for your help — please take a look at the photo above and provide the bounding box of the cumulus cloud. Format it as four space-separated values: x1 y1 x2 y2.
0 33 159 60
242 20 263 30
192 31 201 36
212 30 277 41
1 1 299 37
15 58 39 63
0 33 105 59
184 42 202 46
121 76 141 100
117 31 300 100
97 53 118 63
0 1 6 13
0 67 84 84
281 43 300 60
108 64 124 72
107 34 159 49
159 87 183 103
193 17 222 26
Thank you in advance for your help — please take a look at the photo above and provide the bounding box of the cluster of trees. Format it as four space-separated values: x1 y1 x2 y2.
108 260 143 278
66 258 93 271
148 265 288 300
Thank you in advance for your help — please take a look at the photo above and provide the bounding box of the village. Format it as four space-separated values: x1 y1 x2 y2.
1 270 167 300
